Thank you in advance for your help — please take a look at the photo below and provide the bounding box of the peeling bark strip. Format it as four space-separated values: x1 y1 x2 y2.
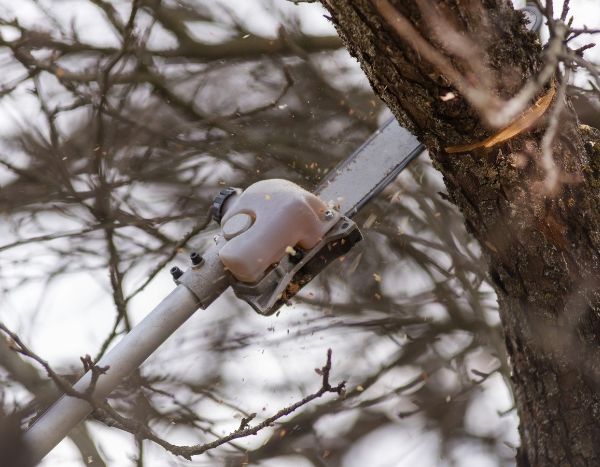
445 84 556 153
322 1 600 465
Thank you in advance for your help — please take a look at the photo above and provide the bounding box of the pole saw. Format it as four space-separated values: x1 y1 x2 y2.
22 3 544 461
23 118 422 462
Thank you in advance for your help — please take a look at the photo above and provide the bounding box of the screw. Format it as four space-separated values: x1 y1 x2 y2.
170 266 183 280
190 252 202 265
324 210 335 220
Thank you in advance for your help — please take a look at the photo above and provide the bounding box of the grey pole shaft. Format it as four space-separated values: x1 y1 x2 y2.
24 247 229 463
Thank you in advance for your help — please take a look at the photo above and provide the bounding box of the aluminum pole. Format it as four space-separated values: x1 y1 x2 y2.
24 247 229 463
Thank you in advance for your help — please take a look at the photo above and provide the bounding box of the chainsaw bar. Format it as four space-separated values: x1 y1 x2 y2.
316 118 424 217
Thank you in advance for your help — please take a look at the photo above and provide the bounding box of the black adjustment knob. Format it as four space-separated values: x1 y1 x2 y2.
211 187 240 224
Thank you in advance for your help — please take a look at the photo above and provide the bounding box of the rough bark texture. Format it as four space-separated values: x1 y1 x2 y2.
323 1 600 465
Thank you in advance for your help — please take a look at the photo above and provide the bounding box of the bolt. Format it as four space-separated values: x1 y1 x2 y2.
170 266 183 280
190 251 202 265
324 209 335 220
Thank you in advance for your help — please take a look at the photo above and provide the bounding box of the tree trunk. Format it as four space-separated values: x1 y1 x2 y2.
322 1 600 465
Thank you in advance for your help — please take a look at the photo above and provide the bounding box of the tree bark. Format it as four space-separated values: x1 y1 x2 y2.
322 1 600 465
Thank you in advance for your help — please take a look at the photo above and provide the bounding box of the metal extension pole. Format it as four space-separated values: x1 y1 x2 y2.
24 246 229 463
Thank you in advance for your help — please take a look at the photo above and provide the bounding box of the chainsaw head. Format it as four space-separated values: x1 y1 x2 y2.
204 179 362 315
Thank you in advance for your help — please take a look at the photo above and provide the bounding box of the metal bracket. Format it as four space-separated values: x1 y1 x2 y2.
177 243 231 309
231 216 361 315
